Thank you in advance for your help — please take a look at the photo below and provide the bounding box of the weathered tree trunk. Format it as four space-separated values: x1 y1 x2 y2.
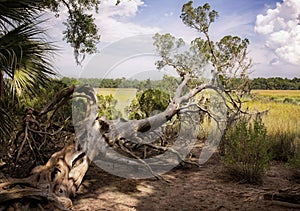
0 140 89 210
98 75 212 147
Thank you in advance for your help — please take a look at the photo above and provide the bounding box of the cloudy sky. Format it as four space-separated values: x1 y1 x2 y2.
47 0 300 79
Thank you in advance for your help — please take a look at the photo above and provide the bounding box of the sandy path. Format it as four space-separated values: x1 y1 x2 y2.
73 154 297 211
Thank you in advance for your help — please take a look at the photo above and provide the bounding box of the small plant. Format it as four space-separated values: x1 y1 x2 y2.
223 116 270 184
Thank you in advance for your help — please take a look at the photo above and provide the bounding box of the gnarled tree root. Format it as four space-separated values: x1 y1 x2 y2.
0 140 89 210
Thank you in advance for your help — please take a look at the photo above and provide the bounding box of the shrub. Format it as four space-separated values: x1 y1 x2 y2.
127 89 169 120
223 117 270 184
97 94 122 120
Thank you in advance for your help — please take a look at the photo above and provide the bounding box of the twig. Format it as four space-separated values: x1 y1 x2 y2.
16 124 28 162
117 141 167 182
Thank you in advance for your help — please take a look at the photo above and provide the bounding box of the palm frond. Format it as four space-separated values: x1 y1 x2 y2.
0 20 57 100
0 0 44 28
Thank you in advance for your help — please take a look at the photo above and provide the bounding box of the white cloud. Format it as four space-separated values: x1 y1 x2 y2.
248 41 300 78
254 0 300 65
164 12 174 17
95 0 160 42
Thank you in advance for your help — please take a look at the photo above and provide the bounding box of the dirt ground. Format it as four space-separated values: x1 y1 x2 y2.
73 152 300 211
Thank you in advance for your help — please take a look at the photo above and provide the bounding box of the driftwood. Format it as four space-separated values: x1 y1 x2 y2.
0 140 89 210
264 188 300 209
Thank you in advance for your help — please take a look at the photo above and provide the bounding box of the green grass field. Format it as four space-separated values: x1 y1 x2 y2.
252 89 300 96
251 89 300 104
246 90 300 145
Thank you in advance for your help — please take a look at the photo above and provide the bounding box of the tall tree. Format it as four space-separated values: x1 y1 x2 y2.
155 1 252 124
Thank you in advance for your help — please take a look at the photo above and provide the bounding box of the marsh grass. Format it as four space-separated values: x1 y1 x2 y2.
246 90 300 162
251 89 300 104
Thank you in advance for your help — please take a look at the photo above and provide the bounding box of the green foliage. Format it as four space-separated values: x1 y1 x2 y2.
128 89 170 120
97 94 122 120
0 0 58 139
0 0 43 25
223 117 270 184
180 1 251 78
1 22 56 100
60 76 300 93
63 7 100 64
60 76 182 94
153 2 252 116
181 1 218 33
153 33 208 77
42 0 101 63
26 79 69 107
0 1 57 101
0 78 71 142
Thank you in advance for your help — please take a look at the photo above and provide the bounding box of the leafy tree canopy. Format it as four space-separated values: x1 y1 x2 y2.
41 0 102 64
154 1 252 99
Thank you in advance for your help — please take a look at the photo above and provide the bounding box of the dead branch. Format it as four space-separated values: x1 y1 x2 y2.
264 188 300 205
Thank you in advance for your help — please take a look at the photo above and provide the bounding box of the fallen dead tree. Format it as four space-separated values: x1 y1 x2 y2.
0 73 223 210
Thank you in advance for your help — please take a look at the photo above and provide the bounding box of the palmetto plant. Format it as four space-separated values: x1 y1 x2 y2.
0 0 56 139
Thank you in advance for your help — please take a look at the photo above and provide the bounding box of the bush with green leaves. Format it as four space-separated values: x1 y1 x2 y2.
223 116 271 184
127 89 169 120
97 94 122 120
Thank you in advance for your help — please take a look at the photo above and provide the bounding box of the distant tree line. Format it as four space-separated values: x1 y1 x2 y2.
251 77 300 90
61 76 300 90
61 75 182 93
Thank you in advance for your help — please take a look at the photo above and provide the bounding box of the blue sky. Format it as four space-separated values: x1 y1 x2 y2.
47 0 300 79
